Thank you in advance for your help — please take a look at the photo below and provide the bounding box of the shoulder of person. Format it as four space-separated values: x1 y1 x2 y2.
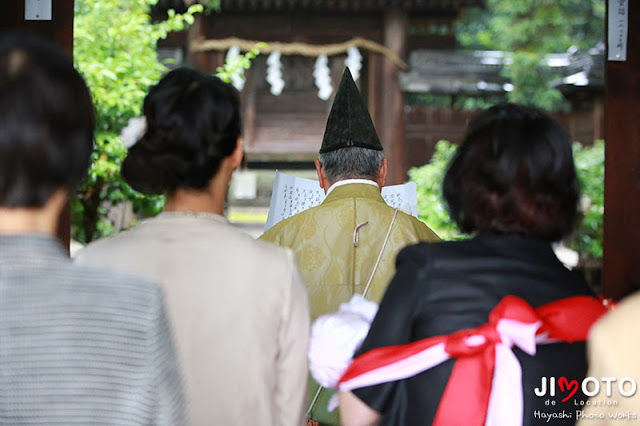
393 210 441 242
258 221 284 243
252 237 298 265
259 208 314 243
71 261 164 305
74 226 139 263
395 238 475 267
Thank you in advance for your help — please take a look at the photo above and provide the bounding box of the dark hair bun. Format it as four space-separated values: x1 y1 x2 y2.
122 68 241 195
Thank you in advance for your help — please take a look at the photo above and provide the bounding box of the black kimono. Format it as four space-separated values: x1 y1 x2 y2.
352 233 595 425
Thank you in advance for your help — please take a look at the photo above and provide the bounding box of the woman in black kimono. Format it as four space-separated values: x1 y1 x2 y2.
339 104 601 426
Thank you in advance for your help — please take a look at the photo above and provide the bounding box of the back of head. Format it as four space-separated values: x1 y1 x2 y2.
0 32 94 207
122 68 242 195
318 147 384 183
443 103 579 241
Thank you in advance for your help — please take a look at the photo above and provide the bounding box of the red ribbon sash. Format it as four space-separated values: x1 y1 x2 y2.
339 295 608 426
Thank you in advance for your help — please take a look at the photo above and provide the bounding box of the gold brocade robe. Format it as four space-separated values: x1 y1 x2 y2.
260 183 439 320
260 183 439 425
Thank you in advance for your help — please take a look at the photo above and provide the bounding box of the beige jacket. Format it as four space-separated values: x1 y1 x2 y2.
76 214 310 426
578 292 640 425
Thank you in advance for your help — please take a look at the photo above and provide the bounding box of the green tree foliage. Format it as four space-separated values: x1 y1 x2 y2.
567 140 605 260
198 0 221 15
73 0 203 243
74 0 202 134
408 141 463 241
409 140 605 260
455 0 605 111
73 0 260 243
216 43 266 83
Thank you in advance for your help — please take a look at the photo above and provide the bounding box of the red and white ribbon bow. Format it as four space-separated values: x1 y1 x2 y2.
338 295 608 426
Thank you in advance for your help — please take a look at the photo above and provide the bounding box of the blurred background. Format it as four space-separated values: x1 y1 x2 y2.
30 0 606 286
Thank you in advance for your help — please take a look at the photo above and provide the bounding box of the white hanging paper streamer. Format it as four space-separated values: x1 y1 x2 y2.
226 46 245 91
344 46 362 82
266 51 285 96
313 55 333 100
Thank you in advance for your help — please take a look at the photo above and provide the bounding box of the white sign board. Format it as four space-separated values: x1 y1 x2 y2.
25 0 52 21
608 0 629 61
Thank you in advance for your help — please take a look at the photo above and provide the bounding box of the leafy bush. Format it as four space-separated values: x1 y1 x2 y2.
408 139 605 260
567 140 604 260
408 141 463 241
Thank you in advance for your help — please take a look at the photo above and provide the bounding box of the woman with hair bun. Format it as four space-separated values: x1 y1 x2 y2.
338 104 607 426
77 67 310 426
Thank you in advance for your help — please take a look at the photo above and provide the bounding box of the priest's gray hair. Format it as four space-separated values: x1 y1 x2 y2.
318 147 384 183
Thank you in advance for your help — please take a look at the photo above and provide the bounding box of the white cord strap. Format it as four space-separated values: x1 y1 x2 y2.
363 209 398 297
307 385 323 418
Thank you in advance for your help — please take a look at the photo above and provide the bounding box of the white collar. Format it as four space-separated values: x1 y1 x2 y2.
325 179 379 196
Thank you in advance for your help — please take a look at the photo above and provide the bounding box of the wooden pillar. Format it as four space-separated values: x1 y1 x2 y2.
241 67 257 151
1 0 74 251
593 96 605 141
188 14 209 72
380 10 407 185
367 53 383 133
603 1 640 299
